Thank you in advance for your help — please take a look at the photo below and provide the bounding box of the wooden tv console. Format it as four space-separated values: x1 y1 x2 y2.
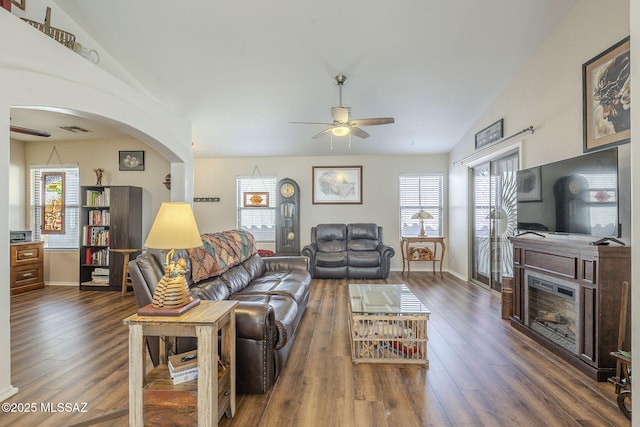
509 236 630 381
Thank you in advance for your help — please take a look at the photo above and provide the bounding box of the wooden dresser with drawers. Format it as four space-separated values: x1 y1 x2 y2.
10 241 45 295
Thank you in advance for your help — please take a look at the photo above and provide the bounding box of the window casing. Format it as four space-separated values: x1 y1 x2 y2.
30 165 80 249
399 174 444 237
236 177 276 242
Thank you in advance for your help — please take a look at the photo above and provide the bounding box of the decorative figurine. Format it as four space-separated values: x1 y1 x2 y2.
94 168 104 185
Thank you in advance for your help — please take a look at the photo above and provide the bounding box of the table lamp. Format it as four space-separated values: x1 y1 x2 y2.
411 210 433 237
140 202 203 315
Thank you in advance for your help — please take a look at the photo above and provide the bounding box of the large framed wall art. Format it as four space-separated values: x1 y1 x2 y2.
312 166 362 204
583 37 630 152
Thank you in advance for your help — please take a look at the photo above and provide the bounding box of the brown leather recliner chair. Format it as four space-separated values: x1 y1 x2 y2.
301 223 395 279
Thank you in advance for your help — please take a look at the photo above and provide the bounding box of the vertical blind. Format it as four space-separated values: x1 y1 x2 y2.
31 166 80 249
236 177 276 242
399 174 444 236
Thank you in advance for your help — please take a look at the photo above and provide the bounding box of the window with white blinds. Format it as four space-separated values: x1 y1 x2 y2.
236 177 276 242
30 166 80 249
399 174 444 236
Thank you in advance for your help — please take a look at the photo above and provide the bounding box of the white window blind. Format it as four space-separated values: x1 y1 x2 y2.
30 166 80 249
399 174 444 236
236 176 276 242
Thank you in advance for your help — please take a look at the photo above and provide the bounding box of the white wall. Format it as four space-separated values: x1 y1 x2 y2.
448 0 630 279
9 140 27 229
194 154 449 271
0 10 192 402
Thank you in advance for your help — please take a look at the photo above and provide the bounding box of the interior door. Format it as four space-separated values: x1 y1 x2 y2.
472 151 518 291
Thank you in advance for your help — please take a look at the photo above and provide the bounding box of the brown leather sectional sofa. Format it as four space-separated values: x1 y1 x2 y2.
128 232 311 394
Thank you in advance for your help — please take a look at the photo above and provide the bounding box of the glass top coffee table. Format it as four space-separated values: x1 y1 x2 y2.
348 284 430 365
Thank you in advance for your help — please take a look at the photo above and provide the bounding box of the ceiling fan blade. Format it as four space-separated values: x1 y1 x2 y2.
350 127 370 139
312 128 334 139
349 117 395 127
289 121 334 126
10 125 51 138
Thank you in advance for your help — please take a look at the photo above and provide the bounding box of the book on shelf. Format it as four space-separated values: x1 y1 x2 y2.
85 188 111 207
84 248 109 266
83 226 109 246
168 350 198 385
169 368 198 385
88 209 110 226
91 269 109 282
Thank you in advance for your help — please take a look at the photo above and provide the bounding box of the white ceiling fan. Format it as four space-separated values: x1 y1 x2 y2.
290 74 395 141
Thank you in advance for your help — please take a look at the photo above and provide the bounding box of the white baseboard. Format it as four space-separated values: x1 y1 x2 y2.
0 385 19 402
45 282 77 287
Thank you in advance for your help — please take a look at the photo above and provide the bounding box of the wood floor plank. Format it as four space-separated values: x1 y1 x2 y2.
3 272 630 427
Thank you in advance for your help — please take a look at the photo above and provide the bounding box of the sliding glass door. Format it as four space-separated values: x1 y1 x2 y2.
471 151 518 291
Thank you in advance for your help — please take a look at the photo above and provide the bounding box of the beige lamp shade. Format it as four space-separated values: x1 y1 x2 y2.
411 211 433 220
145 202 202 249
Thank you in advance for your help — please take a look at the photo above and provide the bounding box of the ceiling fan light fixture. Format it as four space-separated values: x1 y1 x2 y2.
331 125 350 137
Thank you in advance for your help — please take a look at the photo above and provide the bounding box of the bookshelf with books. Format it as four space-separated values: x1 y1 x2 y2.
80 186 142 291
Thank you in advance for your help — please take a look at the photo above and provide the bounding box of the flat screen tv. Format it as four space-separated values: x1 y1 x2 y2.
516 147 619 238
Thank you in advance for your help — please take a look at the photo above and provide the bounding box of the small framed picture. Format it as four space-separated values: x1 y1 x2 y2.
243 192 269 207
312 166 362 204
119 150 145 171
583 37 630 152
517 167 542 202
475 119 504 149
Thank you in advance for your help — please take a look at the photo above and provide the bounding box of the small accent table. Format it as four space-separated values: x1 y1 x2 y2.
123 300 237 427
348 284 430 365
400 236 445 277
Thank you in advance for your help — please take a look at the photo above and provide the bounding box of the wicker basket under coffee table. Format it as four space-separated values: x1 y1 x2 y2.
348 284 430 365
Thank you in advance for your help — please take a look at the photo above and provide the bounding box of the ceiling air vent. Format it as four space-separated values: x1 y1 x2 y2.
59 126 90 133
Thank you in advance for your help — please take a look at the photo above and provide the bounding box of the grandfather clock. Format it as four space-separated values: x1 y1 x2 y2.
276 178 300 255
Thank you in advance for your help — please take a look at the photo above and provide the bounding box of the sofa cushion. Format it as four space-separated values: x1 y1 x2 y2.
347 223 380 251
189 276 230 301
221 264 252 294
230 293 299 350
188 230 257 283
316 251 348 268
348 250 381 267
243 253 267 280
315 224 347 252
243 270 310 305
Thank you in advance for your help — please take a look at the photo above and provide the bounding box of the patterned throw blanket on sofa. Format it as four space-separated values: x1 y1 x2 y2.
188 229 257 283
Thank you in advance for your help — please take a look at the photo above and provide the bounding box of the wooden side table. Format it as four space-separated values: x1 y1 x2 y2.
123 300 238 427
400 236 445 277
110 248 142 295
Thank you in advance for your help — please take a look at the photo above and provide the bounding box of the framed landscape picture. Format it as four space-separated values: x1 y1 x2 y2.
583 37 630 152
312 166 362 204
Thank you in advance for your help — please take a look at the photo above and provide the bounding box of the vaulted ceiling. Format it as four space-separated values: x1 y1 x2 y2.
13 0 577 157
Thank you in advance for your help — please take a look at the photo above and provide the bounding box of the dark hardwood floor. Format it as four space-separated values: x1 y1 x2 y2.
2 272 629 426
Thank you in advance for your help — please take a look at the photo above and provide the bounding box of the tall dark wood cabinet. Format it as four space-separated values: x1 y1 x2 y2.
510 236 630 381
80 185 142 291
